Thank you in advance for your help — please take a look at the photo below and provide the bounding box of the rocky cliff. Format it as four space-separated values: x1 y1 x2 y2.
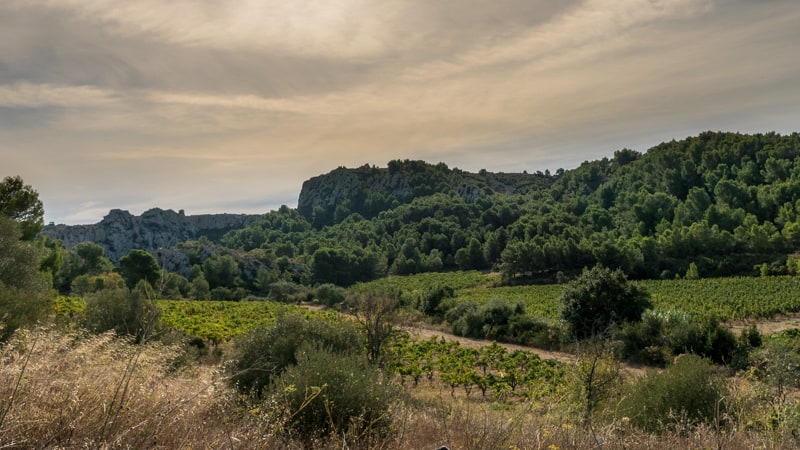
297 160 552 225
43 208 260 263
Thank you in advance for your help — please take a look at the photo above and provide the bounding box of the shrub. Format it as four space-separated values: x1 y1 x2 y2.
561 265 651 339
618 355 728 431
229 313 363 398
268 281 307 302
416 284 454 318
273 345 397 439
315 283 346 307
83 286 160 342
619 310 738 366
0 216 53 341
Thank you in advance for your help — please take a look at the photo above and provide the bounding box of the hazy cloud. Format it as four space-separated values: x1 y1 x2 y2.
1 0 798 224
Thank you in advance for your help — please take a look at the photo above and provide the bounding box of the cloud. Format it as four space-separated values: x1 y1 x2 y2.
1 0 799 224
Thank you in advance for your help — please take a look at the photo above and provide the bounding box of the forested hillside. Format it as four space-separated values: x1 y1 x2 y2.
43 131 800 298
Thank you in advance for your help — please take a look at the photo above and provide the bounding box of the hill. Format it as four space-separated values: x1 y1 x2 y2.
42 131 800 298
43 208 260 263
297 159 551 226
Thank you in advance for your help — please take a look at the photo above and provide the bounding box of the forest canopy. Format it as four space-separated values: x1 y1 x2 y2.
37 131 800 296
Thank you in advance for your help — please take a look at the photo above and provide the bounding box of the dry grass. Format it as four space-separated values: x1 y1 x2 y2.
0 326 284 449
2 326 799 449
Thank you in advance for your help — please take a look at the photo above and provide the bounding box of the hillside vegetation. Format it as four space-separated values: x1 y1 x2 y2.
5 132 800 448
37 131 800 300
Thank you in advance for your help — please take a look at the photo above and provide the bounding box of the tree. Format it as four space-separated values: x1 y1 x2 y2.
454 237 487 270
561 265 651 339
0 216 53 340
118 249 161 289
74 242 113 275
189 274 210 300
83 286 160 342
347 292 398 364
201 252 238 289
0 175 44 240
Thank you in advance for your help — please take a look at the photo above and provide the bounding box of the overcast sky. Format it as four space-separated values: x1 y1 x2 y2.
2 0 799 225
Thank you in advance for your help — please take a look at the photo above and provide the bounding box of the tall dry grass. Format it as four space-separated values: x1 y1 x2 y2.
2 326 799 449
0 326 284 448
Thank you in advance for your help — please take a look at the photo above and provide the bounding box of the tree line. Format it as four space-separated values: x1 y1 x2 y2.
6 131 800 305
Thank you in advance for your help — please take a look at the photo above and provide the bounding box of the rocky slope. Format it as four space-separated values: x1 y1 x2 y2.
43 208 260 263
297 160 551 225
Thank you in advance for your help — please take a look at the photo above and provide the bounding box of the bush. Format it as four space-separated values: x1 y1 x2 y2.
268 281 307 302
273 345 397 439
315 283 346 307
619 311 738 366
83 286 160 342
561 265 651 339
445 299 554 345
229 313 363 398
0 217 53 341
618 354 728 431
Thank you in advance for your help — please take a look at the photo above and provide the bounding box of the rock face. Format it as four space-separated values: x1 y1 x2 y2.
297 160 552 225
43 208 260 263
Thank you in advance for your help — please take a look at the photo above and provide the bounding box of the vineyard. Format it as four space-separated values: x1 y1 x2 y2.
357 272 800 321
157 300 330 343
55 273 800 343
54 297 334 343
388 334 564 400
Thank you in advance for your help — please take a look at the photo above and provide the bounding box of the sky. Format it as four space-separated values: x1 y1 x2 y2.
2 0 799 225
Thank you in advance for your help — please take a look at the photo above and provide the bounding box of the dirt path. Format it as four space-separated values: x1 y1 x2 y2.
398 313 800 376
400 325 577 364
727 312 800 336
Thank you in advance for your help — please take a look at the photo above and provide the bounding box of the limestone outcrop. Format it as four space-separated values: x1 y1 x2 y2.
43 208 260 263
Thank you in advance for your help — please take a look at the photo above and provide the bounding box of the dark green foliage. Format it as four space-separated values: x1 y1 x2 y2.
416 284 454 317
118 249 161 289
44 132 800 298
730 324 762 371
311 246 384 286
315 283 346 307
0 175 44 240
275 346 397 439
83 286 160 342
619 355 728 431
561 266 651 339
446 298 553 345
268 281 307 302
620 311 738 365
454 237 487 270
0 217 53 340
229 313 363 398
201 252 239 289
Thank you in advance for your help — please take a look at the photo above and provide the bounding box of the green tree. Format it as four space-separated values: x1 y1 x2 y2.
561 265 651 339
202 252 239 289
83 286 160 342
0 216 53 340
0 175 44 240
118 249 160 289
454 237 487 270
189 274 210 300
685 261 700 279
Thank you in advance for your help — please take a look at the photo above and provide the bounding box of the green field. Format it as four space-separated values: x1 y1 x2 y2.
54 297 333 342
55 273 800 342
355 272 800 321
